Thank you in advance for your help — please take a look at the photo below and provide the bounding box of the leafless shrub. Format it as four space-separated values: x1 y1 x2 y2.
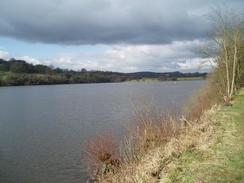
83 134 120 178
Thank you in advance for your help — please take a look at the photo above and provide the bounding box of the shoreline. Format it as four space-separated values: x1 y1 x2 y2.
0 77 205 87
97 89 244 182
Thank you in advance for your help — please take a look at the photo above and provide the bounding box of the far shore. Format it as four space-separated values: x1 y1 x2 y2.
126 76 205 83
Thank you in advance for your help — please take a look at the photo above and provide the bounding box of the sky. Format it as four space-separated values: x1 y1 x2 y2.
0 0 243 73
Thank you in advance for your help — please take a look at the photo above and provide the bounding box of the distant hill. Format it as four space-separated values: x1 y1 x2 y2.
0 58 207 86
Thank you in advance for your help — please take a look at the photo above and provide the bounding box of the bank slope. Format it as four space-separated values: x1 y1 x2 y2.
161 89 244 182
100 89 244 183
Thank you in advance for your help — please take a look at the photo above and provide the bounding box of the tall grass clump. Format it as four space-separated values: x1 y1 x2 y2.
183 80 222 122
83 106 181 180
120 105 180 164
83 134 121 179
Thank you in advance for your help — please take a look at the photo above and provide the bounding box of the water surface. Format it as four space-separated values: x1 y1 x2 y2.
0 81 203 183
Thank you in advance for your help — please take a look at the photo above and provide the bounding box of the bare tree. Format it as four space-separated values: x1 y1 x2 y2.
207 9 243 100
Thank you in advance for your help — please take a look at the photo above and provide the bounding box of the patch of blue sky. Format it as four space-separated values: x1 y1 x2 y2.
0 36 106 59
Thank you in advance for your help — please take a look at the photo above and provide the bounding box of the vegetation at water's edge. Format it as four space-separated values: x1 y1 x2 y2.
91 89 244 183
82 9 244 182
0 58 206 86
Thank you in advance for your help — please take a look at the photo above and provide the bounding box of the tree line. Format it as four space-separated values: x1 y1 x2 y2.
0 58 207 86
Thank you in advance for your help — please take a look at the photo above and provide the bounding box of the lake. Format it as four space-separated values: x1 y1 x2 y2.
0 81 203 183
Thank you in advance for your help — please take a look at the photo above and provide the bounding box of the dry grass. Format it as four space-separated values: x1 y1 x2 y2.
183 82 221 121
83 104 181 182
184 92 212 121
85 84 224 182
94 106 181 182
83 134 120 179
98 105 218 183
120 106 180 164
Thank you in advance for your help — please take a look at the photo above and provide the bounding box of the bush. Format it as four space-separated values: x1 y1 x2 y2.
84 134 120 179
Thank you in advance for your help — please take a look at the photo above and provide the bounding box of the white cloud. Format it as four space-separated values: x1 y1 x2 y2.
49 39 210 72
177 57 213 71
1 40 212 72
17 55 41 65
0 50 10 60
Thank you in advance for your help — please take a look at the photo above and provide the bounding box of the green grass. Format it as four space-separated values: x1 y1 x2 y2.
0 71 11 79
0 71 8 75
176 76 205 81
126 78 161 83
127 76 204 83
166 89 244 183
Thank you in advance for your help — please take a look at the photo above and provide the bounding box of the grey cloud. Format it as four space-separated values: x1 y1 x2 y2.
0 0 242 45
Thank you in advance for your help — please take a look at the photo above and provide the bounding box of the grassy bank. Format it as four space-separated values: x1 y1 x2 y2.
163 89 244 182
83 10 243 182
96 89 244 182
